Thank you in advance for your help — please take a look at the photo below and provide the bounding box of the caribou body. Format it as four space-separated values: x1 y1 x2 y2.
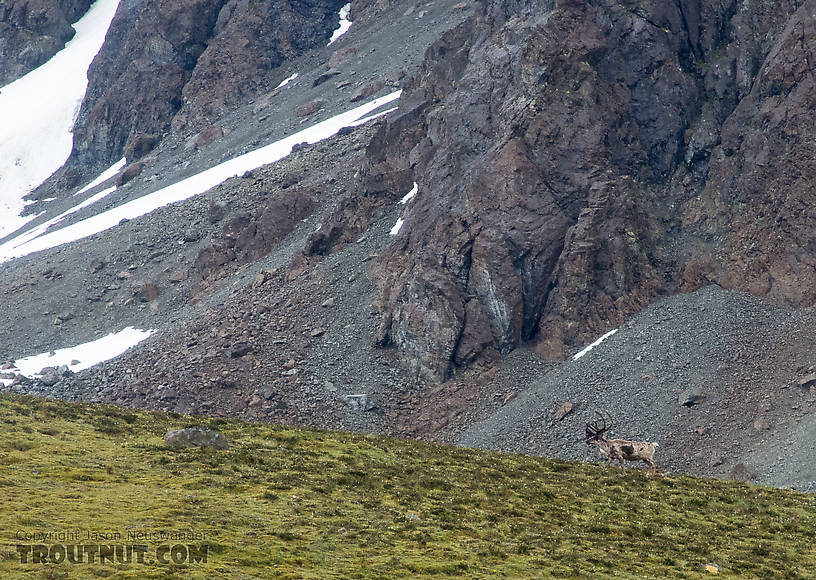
585 411 659 475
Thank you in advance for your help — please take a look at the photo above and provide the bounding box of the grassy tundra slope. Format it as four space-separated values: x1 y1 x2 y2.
0 394 814 578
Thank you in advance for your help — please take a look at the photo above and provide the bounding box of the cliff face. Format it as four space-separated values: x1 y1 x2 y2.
66 0 343 181
0 0 93 86
366 0 814 382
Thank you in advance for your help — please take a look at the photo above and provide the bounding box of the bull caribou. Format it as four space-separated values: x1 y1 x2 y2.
585 411 659 475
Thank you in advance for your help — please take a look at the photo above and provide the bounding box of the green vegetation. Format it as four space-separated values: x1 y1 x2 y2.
0 394 814 578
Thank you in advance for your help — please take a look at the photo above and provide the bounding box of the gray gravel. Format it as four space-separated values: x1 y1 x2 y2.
458 285 816 491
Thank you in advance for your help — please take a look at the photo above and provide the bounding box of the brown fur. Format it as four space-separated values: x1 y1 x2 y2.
585 411 659 475
590 437 659 475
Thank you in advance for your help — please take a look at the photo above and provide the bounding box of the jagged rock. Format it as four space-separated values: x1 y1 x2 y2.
39 373 60 387
797 374 816 388
678 391 705 408
37 366 70 387
133 283 159 302
115 162 143 186
87 259 106 273
208 201 227 223
365 0 814 382
229 190 317 262
554 402 574 421
313 68 341 86
164 427 229 450
296 100 324 117
194 125 223 149
320 297 335 308
0 0 93 86
124 133 160 160
310 327 326 338
194 245 235 280
229 342 252 358
345 394 375 411
349 81 383 102
48 0 343 182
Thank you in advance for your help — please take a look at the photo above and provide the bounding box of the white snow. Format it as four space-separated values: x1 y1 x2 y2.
390 217 404 236
276 73 298 89
0 90 403 263
328 3 352 46
0 185 117 256
75 157 126 196
389 183 417 235
400 182 418 204
0 0 122 239
572 329 619 360
0 327 155 386
345 106 398 128
64 186 118 216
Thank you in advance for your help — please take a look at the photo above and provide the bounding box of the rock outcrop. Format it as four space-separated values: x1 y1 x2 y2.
0 0 92 86
164 427 229 449
365 0 813 381
65 0 345 182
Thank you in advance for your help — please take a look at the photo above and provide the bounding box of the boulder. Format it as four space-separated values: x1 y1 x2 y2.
164 427 229 450
554 402 574 421
133 283 159 302
194 125 223 149
678 391 705 408
349 81 383 102
797 373 816 388
296 100 324 117
115 162 143 186
344 394 375 411
229 342 252 358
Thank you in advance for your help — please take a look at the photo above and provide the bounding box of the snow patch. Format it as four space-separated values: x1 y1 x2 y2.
276 73 298 89
75 157 127 196
328 3 352 46
400 182 418 204
345 106 398 128
390 217 404 236
0 91 403 263
1 327 155 385
0 0 122 239
572 329 619 360
0 186 117 257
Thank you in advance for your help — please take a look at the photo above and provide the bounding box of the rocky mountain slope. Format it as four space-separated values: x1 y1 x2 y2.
0 0 92 86
1 0 815 491
367 0 814 381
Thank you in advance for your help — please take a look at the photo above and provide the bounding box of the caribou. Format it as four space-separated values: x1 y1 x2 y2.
585 411 659 475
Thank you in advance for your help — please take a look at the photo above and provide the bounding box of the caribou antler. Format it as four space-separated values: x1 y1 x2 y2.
585 410 613 443
584 410 659 475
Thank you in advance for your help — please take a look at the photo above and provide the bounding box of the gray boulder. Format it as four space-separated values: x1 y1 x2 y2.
164 427 229 450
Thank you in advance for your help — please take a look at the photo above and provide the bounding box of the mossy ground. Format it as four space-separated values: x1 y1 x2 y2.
0 394 814 578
